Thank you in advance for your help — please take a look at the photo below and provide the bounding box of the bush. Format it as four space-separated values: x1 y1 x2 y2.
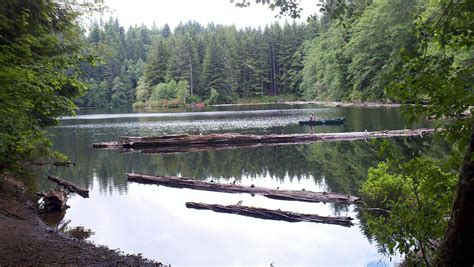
144 80 190 108
164 99 183 108
205 88 219 105
151 81 178 100
132 101 145 109
175 80 189 103
186 95 202 104
360 158 457 263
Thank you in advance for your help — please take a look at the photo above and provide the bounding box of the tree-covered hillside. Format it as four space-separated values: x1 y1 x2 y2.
78 0 446 107
78 20 320 107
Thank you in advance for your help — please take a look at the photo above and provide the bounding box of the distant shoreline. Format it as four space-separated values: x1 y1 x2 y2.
213 101 402 108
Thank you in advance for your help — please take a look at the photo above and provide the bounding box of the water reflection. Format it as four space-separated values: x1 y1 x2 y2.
42 104 432 265
43 137 431 196
40 209 95 241
65 179 385 265
56 104 430 138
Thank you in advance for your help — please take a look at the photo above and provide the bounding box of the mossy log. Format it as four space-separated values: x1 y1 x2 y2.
186 202 354 227
93 129 434 154
127 173 360 204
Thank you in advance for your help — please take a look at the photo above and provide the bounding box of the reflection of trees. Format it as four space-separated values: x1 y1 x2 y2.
36 104 437 196
41 128 446 196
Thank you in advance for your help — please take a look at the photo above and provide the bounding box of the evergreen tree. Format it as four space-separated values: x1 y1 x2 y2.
202 34 236 103
144 37 169 86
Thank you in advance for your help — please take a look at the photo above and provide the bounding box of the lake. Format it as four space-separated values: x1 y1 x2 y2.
43 103 432 266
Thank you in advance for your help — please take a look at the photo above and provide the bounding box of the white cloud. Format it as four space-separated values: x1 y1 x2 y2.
97 0 320 29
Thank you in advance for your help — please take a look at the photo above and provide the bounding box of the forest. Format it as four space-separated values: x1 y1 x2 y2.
78 20 319 107
77 0 431 108
0 0 472 265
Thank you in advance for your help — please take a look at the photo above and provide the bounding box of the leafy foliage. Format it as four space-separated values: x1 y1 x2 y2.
361 158 457 263
0 0 100 171
205 88 219 105
387 0 474 145
300 0 422 102
145 80 189 108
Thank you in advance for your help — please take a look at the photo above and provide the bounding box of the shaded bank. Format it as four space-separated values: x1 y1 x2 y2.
0 175 162 266
213 101 403 108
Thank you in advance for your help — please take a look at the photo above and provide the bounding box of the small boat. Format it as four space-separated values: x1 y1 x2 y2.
299 117 346 126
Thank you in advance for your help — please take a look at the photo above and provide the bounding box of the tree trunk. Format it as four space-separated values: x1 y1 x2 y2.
439 126 474 265
189 58 193 96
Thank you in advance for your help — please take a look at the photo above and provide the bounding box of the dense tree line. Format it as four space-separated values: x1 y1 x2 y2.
78 20 320 107
76 18 153 107
77 0 443 107
1 0 471 264
300 0 421 101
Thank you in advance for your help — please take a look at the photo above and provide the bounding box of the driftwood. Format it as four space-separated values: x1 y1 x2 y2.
37 189 69 212
186 202 354 227
93 129 434 154
127 173 360 204
47 176 89 198
36 176 88 212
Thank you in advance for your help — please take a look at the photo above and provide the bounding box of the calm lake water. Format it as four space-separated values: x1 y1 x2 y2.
43 103 432 266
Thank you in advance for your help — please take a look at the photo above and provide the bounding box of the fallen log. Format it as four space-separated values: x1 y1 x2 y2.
186 202 354 227
127 173 360 204
93 128 435 154
47 176 89 198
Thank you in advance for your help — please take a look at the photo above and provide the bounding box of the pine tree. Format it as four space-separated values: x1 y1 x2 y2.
144 37 169 86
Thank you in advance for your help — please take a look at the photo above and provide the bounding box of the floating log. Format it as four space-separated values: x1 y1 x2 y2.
93 129 435 154
186 202 354 227
127 173 360 204
47 175 89 198
37 189 69 212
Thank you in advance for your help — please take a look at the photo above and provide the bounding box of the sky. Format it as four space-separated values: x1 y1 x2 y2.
97 0 321 30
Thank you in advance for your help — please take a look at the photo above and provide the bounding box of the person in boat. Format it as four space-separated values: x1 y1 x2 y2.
309 114 315 121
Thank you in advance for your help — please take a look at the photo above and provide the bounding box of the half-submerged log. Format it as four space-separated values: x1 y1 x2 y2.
186 202 354 227
93 129 435 154
127 173 360 204
47 175 89 198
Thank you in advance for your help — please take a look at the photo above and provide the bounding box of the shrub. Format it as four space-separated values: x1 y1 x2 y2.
360 158 457 263
205 88 219 105
151 81 178 100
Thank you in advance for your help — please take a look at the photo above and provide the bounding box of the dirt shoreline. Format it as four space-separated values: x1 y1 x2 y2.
212 100 402 108
0 174 162 266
